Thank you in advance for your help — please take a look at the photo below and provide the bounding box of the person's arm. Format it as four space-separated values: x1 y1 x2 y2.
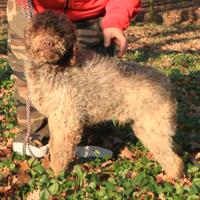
102 0 141 57
102 0 141 30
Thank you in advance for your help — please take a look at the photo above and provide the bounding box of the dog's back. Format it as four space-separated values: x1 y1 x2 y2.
61 56 174 125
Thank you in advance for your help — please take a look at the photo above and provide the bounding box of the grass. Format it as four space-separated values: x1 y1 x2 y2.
0 15 200 199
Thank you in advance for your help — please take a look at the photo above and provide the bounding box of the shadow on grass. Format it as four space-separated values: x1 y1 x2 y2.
127 23 200 62
127 46 200 64
171 70 200 154
0 58 12 81
151 24 200 38
0 38 7 55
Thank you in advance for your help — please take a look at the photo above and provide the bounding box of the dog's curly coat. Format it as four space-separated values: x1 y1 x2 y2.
24 11 183 178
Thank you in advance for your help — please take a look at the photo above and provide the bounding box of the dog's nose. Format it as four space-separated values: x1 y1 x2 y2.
42 39 54 48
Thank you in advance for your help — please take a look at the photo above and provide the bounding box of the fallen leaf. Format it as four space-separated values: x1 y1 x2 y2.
125 171 138 179
0 185 11 194
11 175 18 185
0 115 5 121
0 166 11 177
6 138 13 148
0 147 12 159
117 187 125 192
10 127 19 134
26 189 40 200
17 170 31 184
146 191 154 199
61 191 67 197
42 154 50 169
19 160 30 172
158 193 166 200
101 160 113 168
119 147 134 159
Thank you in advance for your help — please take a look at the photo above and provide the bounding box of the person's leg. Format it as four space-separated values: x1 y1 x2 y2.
7 0 49 156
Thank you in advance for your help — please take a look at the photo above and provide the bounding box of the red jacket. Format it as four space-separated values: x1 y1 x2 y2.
17 0 141 30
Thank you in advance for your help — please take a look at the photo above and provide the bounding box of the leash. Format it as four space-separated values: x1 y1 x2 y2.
23 89 36 158
21 0 34 20
21 0 36 158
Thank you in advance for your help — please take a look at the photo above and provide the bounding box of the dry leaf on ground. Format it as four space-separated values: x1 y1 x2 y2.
17 170 31 184
101 160 113 168
119 147 134 159
42 154 50 169
26 189 40 200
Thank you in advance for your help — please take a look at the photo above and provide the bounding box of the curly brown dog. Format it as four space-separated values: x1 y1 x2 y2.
24 11 183 178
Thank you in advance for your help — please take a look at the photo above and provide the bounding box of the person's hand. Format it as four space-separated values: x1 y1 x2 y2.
103 27 127 57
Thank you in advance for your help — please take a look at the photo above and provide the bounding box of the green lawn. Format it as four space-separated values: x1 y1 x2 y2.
0 14 200 199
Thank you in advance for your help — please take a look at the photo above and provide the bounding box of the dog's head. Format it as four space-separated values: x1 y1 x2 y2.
25 10 76 66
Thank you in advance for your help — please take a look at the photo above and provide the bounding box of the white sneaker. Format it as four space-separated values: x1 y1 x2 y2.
13 132 113 158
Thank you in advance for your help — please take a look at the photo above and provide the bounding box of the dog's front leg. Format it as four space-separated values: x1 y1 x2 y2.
48 115 83 175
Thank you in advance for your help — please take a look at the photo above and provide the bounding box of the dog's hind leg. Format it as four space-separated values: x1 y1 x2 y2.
48 115 83 175
131 102 184 179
